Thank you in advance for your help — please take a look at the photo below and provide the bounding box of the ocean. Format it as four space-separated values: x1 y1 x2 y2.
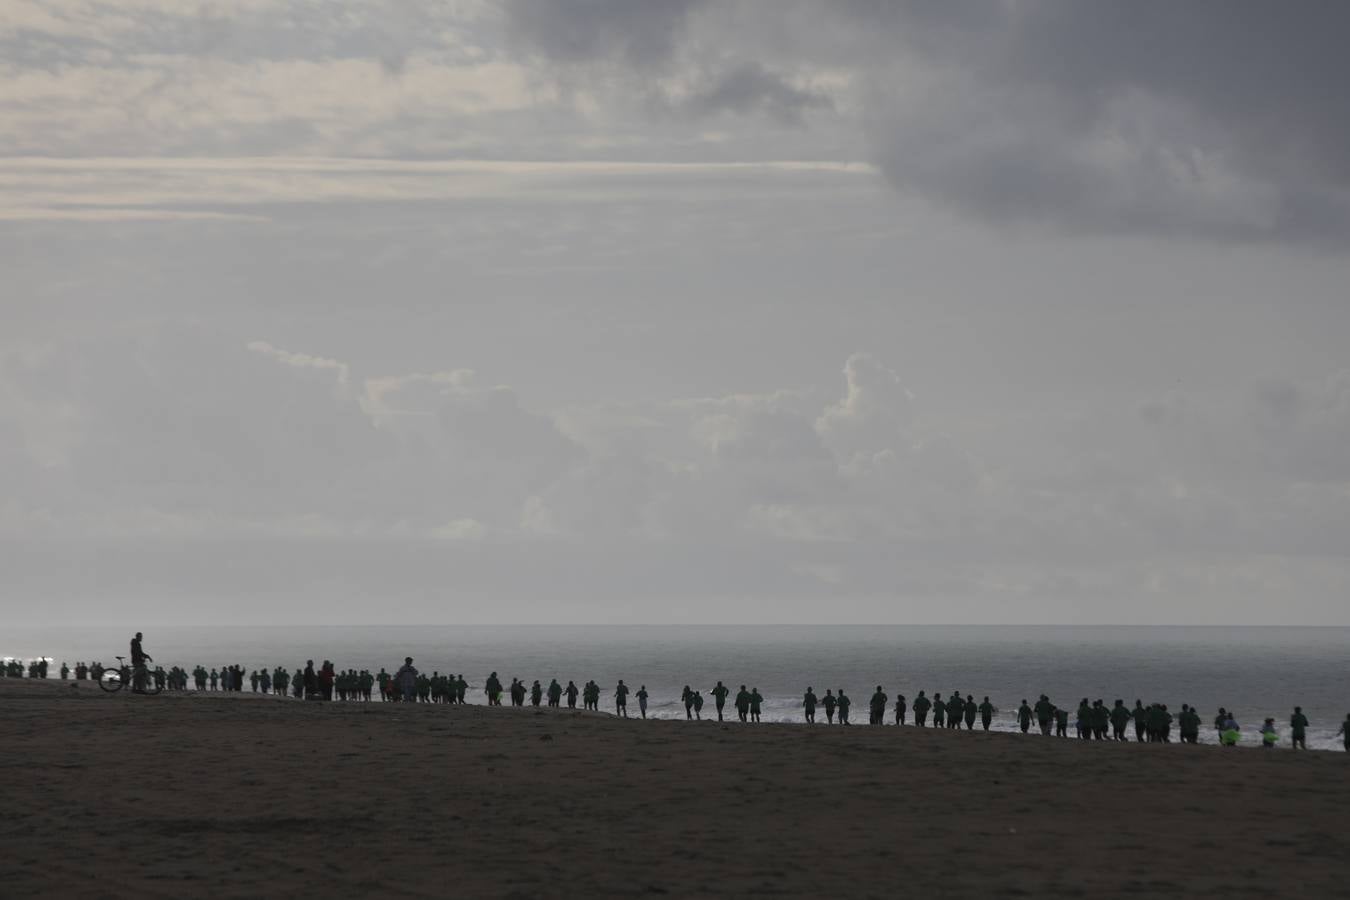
6 624 1348 750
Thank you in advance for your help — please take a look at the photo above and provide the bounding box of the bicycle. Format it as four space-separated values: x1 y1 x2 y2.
98 656 162 695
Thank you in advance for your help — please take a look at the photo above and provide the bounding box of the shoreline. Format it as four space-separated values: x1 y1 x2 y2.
5 678 1349 898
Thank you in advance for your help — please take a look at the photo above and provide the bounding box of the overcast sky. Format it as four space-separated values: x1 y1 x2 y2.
4 1 1349 625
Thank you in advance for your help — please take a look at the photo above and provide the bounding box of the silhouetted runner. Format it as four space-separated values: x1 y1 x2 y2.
636 685 648 718
804 686 817 723
912 691 930 727
615 680 629 717
822 689 836 724
869 686 887 725
979 697 994 731
736 685 751 723
894 693 906 725
837 689 850 725
711 681 730 721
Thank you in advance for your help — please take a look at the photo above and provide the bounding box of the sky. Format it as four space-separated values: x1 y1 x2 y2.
3 1 1349 625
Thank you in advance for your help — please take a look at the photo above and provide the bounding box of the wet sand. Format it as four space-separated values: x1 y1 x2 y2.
3 678 1347 898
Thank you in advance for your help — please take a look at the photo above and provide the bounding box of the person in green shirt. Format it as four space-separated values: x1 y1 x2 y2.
1290 707 1309 750
912 691 930 727
836 689 851 725
1177 704 1199 744
711 681 730 721
947 693 963 730
978 697 995 731
1260 718 1278 748
1110 700 1131 741
804 687 818 723
737 685 752 723
486 672 503 706
1092 700 1110 740
869 686 888 725
636 685 648 718
1017 700 1033 733
1034 695 1054 735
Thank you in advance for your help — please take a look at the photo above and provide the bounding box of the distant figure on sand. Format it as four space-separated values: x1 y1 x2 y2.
682 685 694 720
548 679 561 707
837 689 850 725
636 685 648 718
1017 700 1032 733
979 697 994 731
397 657 418 703
912 691 930 727
1290 707 1309 750
803 687 817 723
615 680 629 717
868 686 887 725
749 688 763 723
1260 718 1278 748
531 680 542 707
1338 715 1350 751
822 689 836 724
736 685 751 723
693 690 704 720
711 681 730 721
564 680 579 709
894 693 906 725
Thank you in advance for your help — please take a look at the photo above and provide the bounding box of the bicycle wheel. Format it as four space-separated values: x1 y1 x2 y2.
140 676 163 696
98 668 125 693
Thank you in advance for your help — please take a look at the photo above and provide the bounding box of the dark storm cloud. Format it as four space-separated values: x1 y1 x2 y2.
504 0 1350 240
856 0 1350 240
678 62 832 126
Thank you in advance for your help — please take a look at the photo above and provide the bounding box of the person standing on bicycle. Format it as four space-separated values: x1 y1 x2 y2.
130 632 153 694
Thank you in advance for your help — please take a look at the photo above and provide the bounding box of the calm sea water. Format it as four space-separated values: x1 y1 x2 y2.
6 625 1348 750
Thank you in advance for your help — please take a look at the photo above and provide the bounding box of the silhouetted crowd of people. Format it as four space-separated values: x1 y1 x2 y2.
8 645 1349 751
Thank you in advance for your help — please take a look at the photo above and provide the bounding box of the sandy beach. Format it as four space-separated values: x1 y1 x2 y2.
3 678 1347 898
